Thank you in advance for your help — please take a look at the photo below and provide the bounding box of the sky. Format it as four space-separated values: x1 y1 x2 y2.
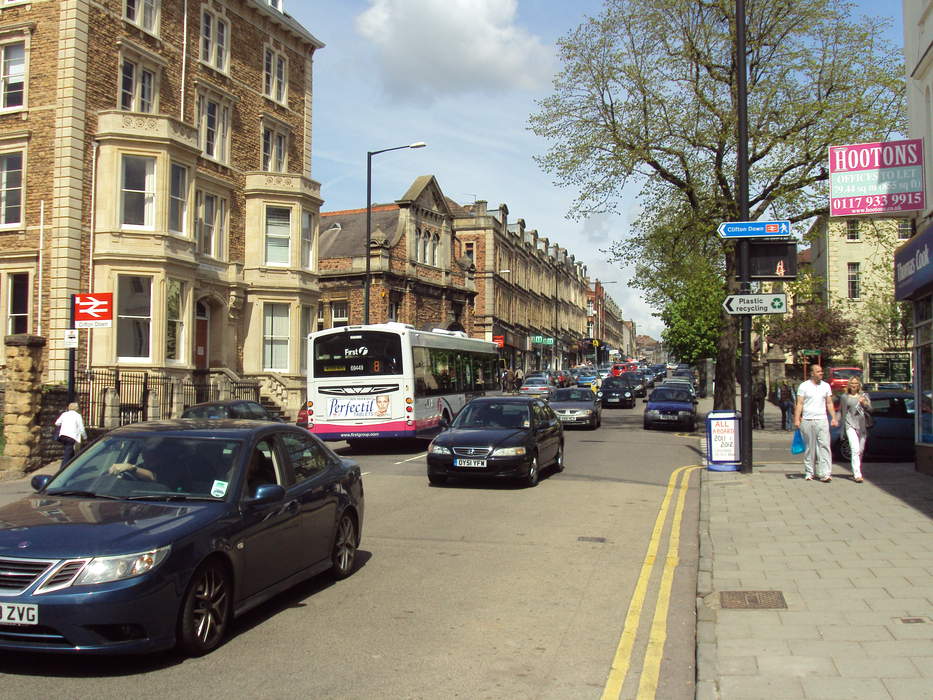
288 0 903 341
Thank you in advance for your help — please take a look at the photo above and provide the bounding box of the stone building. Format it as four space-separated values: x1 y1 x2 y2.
453 201 588 372
586 281 626 364
808 215 913 359
0 0 323 416
317 176 476 333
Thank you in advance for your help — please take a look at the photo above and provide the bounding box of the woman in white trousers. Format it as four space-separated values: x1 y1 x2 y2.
836 377 872 483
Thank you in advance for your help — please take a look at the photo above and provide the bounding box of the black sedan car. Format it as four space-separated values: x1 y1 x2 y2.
831 390 915 461
549 387 602 429
643 386 698 431
427 397 564 487
0 420 363 656
598 376 636 408
181 400 283 422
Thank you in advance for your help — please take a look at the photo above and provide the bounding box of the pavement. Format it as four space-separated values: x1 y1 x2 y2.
695 396 933 699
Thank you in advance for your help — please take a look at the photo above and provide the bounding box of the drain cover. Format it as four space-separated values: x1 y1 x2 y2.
720 591 787 609
577 536 607 543
901 617 926 624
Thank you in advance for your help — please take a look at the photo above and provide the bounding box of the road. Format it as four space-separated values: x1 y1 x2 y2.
0 405 702 700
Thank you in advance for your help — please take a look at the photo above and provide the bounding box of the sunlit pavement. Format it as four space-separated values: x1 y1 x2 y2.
695 398 933 699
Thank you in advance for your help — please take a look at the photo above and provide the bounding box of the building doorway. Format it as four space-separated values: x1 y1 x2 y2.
195 301 210 370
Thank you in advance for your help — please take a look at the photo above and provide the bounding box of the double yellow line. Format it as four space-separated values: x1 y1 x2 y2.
601 464 700 699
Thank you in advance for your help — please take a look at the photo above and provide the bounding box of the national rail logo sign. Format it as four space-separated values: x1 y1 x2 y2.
74 293 113 328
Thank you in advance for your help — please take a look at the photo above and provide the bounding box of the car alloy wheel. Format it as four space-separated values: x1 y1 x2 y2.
525 455 540 487
177 559 232 656
553 443 564 473
331 512 358 580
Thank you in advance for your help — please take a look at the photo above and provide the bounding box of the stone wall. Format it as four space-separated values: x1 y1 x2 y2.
0 335 46 479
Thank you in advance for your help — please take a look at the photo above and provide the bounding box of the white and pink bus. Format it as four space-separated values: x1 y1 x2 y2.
303 323 499 445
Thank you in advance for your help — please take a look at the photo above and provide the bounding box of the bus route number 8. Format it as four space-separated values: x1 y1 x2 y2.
372 360 380 373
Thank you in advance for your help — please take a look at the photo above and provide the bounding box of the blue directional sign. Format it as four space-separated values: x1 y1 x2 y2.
717 220 792 238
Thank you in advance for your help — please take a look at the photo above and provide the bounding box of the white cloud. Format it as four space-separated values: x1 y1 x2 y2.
355 0 554 101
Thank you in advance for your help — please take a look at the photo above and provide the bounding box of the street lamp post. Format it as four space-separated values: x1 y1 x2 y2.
364 142 426 324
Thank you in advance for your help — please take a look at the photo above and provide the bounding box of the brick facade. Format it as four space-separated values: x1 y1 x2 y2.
0 0 323 419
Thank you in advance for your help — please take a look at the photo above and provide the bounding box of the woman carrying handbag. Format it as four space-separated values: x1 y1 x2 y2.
836 377 872 483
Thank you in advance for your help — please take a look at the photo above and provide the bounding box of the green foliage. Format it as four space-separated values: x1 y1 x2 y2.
530 0 905 406
660 273 725 364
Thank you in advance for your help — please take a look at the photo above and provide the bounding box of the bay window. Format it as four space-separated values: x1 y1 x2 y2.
117 275 152 360
263 303 289 371
265 206 291 265
121 155 155 229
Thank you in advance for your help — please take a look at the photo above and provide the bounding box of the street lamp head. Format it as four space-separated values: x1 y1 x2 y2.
408 142 427 149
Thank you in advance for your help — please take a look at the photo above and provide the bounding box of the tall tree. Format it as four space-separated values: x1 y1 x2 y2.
530 0 905 408
767 302 856 364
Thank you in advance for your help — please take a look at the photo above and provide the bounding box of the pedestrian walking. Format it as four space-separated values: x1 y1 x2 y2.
793 365 838 482
836 376 872 483
778 380 796 430
54 401 87 468
752 379 767 429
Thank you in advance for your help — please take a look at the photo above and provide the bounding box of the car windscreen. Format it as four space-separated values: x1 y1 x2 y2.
45 435 243 500
313 330 402 377
832 368 862 379
523 377 548 385
453 403 530 429
602 377 632 388
552 389 593 402
651 390 691 402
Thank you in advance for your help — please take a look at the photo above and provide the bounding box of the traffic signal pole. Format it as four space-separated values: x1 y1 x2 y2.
737 0 753 474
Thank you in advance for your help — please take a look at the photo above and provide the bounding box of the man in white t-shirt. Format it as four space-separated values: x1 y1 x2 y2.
793 365 838 481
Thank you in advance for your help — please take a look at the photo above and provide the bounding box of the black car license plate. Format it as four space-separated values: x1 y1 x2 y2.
454 458 486 468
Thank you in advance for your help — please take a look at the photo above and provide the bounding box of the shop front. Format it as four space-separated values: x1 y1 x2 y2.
894 224 933 476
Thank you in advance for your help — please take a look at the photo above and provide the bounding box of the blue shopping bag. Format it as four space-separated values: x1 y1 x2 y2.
790 428 805 455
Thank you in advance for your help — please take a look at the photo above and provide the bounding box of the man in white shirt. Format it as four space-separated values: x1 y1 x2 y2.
793 365 838 482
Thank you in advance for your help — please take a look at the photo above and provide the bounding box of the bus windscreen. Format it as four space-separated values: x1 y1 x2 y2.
313 331 403 377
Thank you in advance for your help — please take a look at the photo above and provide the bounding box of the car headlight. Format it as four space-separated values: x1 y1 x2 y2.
429 443 451 455
624 392 632 398
679 411 693 417
491 446 527 457
580 410 593 416
74 546 171 585
646 409 659 416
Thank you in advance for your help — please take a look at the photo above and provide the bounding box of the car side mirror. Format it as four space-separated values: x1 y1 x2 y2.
31 474 52 492
439 415 450 429
246 483 285 507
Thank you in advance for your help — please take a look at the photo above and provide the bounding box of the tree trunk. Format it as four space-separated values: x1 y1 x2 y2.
714 246 739 410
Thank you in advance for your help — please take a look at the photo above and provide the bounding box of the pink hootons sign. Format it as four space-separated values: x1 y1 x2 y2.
829 138 925 216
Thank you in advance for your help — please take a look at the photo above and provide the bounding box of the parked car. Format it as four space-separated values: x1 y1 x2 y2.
598 376 636 408
643 386 698 431
548 387 602 429
827 366 862 393
0 420 364 655
831 389 915 461
426 396 564 487
181 400 283 422
518 376 556 399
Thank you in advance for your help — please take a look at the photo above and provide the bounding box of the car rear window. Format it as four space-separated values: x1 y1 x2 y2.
182 405 229 419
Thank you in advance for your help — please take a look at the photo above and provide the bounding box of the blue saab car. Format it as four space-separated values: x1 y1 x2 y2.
0 420 363 656
643 386 698 431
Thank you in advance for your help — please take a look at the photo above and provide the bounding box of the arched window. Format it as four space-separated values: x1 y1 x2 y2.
414 228 421 262
431 234 439 266
422 230 430 263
